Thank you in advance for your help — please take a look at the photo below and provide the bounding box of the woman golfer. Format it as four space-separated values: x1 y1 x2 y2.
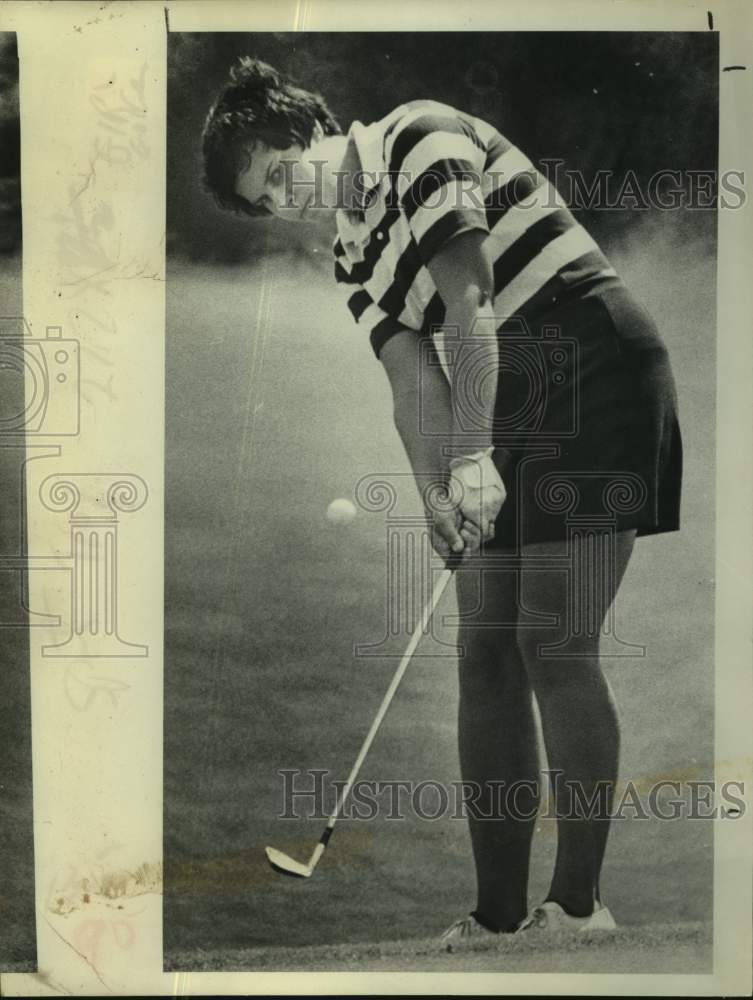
202 58 682 945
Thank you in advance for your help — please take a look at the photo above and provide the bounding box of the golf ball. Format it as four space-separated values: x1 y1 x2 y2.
326 498 357 525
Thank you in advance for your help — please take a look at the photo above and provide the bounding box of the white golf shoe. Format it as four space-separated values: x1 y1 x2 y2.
517 900 617 933
439 913 500 951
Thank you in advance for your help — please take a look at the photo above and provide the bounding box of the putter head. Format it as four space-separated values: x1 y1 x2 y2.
265 846 313 878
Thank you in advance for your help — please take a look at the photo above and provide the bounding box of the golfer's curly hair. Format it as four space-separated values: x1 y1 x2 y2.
202 56 342 217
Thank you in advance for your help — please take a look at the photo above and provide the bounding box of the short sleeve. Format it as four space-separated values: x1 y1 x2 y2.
341 280 411 359
386 111 490 267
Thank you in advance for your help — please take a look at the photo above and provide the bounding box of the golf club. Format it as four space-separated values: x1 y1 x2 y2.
266 558 459 878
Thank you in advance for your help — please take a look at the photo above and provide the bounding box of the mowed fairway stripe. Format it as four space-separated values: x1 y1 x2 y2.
197 243 276 788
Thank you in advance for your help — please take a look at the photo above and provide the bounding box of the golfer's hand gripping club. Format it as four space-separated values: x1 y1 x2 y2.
449 446 506 542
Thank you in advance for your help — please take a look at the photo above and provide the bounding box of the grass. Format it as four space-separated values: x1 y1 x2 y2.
166 920 712 974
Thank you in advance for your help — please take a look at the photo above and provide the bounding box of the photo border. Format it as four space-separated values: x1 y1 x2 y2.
0 0 749 995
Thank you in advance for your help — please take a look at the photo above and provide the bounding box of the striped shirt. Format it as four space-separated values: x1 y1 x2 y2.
333 100 618 359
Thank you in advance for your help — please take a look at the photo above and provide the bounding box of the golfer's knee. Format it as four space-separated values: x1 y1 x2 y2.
516 626 549 672
516 626 603 693
517 627 571 687
457 623 526 688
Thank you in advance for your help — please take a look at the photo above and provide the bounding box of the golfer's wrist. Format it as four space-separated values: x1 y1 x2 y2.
448 447 497 492
449 421 493 455
449 446 495 471
449 444 515 478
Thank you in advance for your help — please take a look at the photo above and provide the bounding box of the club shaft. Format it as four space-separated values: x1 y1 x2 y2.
306 566 454 868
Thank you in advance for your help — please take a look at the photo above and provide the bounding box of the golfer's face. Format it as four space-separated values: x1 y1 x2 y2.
236 142 320 222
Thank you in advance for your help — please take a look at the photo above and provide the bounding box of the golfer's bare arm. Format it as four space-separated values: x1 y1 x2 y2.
380 327 452 505
381 230 497 497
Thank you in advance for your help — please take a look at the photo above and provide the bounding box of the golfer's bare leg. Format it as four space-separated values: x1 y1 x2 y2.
455 561 538 932
518 529 636 916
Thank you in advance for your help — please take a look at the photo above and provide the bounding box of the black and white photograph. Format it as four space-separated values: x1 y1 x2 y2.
165 30 722 973
0 29 35 974
0 1 750 995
